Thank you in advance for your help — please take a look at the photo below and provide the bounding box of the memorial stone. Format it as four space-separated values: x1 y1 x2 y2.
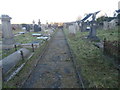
87 13 100 41
69 25 76 35
103 21 109 30
0 15 14 45
34 24 39 32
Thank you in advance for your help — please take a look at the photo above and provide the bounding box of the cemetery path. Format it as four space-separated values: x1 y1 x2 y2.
22 29 79 88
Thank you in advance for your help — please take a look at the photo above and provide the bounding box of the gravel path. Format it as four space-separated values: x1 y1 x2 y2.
22 29 79 88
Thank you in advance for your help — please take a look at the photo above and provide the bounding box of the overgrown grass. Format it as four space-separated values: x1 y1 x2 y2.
14 32 43 44
64 28 118 88
97 27 119 41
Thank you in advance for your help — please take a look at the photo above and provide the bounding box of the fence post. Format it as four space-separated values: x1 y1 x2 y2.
32 43 34 52
20 50 24 60
14 44 17 51
103 38 106 54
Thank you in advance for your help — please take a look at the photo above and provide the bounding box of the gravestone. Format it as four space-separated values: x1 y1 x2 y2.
87 13 100 41
21 24 30 32
63 23 67 29
69 25 76 36
34 24 39 32
103 21 109 30
0 15 14 45
109 19 117 29
80 21 87 32
73 22 79 31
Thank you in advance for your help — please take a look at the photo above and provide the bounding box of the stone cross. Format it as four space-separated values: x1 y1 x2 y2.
0 15 14 45
38 19 41 31
87 13 100 41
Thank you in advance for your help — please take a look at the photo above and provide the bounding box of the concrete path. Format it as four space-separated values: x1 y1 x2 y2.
23 29 79 88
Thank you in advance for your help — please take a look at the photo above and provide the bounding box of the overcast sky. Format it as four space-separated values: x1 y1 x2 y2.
0 0 119 24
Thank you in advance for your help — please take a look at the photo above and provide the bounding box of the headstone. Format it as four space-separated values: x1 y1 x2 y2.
73 22 79 31
63 23 67 29
80 21 87 32
22 24 31 32
87 13 100 41
34 24 39 32
109 19 117 29
103 21 109 30
69 25 76 35
0 15 14 45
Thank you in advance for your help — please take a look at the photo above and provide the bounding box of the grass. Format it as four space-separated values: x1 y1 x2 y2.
64 28 119 88
97 27 119 41
14 32 43 44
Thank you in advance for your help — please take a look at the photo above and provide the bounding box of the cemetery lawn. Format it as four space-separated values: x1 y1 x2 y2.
14 32 44 44
64 28 118 88
97 27 119 41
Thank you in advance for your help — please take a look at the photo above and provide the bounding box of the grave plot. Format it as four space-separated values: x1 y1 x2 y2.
64 27 118 88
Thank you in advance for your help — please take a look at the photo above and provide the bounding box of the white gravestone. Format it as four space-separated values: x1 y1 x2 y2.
109 19 117 29
103 21 109 30
73 22 79 31
0 15 14 45
69 25 76 35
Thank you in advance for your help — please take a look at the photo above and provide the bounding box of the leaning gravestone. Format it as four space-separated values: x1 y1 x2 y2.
69 25 76 36
0 15 14 46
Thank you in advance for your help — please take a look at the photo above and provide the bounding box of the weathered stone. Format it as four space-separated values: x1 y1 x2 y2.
87 13 100 41
103 21 109 30
68 25 76 35
0 48 31 74
0 15 14 45
34 24 40 32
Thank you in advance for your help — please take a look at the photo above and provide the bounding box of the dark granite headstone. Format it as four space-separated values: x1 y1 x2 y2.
34 24 40 32
87 13 100 41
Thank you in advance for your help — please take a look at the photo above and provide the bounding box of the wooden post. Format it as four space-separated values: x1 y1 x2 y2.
103 38 106 54
32 43 34 52
14 44 17 51
20 50 24 60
